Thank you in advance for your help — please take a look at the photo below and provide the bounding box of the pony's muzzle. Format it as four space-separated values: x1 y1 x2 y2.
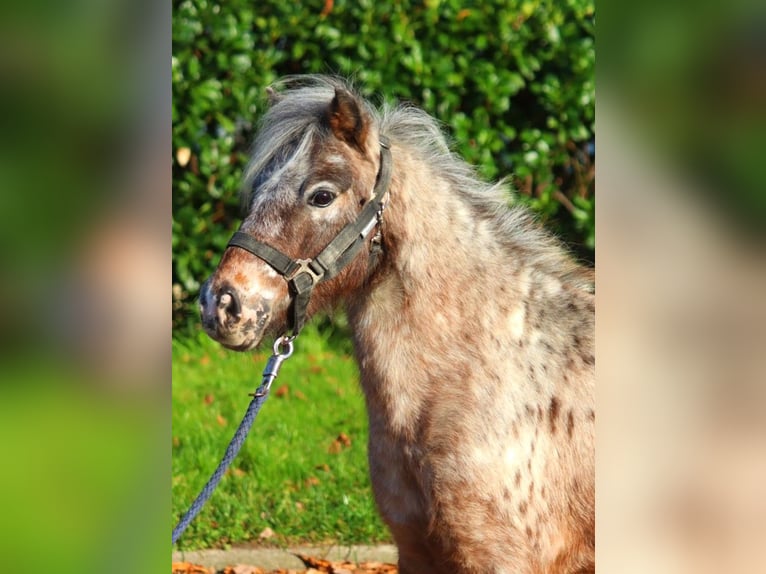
199 278 273 351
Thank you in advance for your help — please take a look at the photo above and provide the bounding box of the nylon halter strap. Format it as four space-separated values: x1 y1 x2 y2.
227 136 392 337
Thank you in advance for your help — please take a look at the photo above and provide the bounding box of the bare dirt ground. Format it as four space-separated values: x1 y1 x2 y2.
172 544 398 574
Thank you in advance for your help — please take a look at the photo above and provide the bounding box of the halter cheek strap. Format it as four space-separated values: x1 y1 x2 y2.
227 136 392 337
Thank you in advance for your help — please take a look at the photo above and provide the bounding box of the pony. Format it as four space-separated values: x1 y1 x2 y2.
199 76 595 574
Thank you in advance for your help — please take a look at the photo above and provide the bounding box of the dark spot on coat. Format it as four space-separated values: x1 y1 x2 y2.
549 397 560 434
567 410 575 438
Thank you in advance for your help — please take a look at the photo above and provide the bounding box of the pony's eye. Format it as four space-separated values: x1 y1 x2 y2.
308 189 336 208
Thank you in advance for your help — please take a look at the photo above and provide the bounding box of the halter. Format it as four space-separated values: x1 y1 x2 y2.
226 136 392 337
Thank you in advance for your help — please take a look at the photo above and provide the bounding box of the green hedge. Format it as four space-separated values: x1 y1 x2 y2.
172 0 595 329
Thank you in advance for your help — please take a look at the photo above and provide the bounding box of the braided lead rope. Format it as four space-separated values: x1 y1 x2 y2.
172 335 295 545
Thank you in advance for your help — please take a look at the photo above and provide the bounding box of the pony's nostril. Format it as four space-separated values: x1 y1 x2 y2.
218 289 241 322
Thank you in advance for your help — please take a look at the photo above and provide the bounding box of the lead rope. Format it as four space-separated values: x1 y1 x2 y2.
172 335 295 545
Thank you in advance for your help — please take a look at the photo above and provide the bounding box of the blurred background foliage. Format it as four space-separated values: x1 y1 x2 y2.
172 0 595 331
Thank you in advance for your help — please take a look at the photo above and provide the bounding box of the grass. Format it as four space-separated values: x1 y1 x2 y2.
172 324 390 550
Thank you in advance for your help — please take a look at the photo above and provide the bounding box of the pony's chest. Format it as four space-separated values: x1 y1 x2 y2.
366 423 431 523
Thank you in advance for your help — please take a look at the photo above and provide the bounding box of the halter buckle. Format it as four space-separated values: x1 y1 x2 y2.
285 258 325 285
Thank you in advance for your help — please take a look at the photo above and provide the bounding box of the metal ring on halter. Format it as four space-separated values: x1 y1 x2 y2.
273 334 295 357
251 335 296 398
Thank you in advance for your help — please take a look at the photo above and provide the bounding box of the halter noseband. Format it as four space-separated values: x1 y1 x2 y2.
226 136 392 338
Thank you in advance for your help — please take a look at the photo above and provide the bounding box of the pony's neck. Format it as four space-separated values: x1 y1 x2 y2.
344 141 592 437
344 144 509 430
372 144 492 295
349 141 513 323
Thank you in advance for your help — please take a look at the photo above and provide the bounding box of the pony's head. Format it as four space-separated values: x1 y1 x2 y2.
199 78 387 350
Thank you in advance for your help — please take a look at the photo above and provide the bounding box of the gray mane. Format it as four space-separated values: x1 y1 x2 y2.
242 75 592 291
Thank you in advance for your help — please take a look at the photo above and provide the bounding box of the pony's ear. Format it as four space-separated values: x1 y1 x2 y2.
326 87 368 151
265 86 284 106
